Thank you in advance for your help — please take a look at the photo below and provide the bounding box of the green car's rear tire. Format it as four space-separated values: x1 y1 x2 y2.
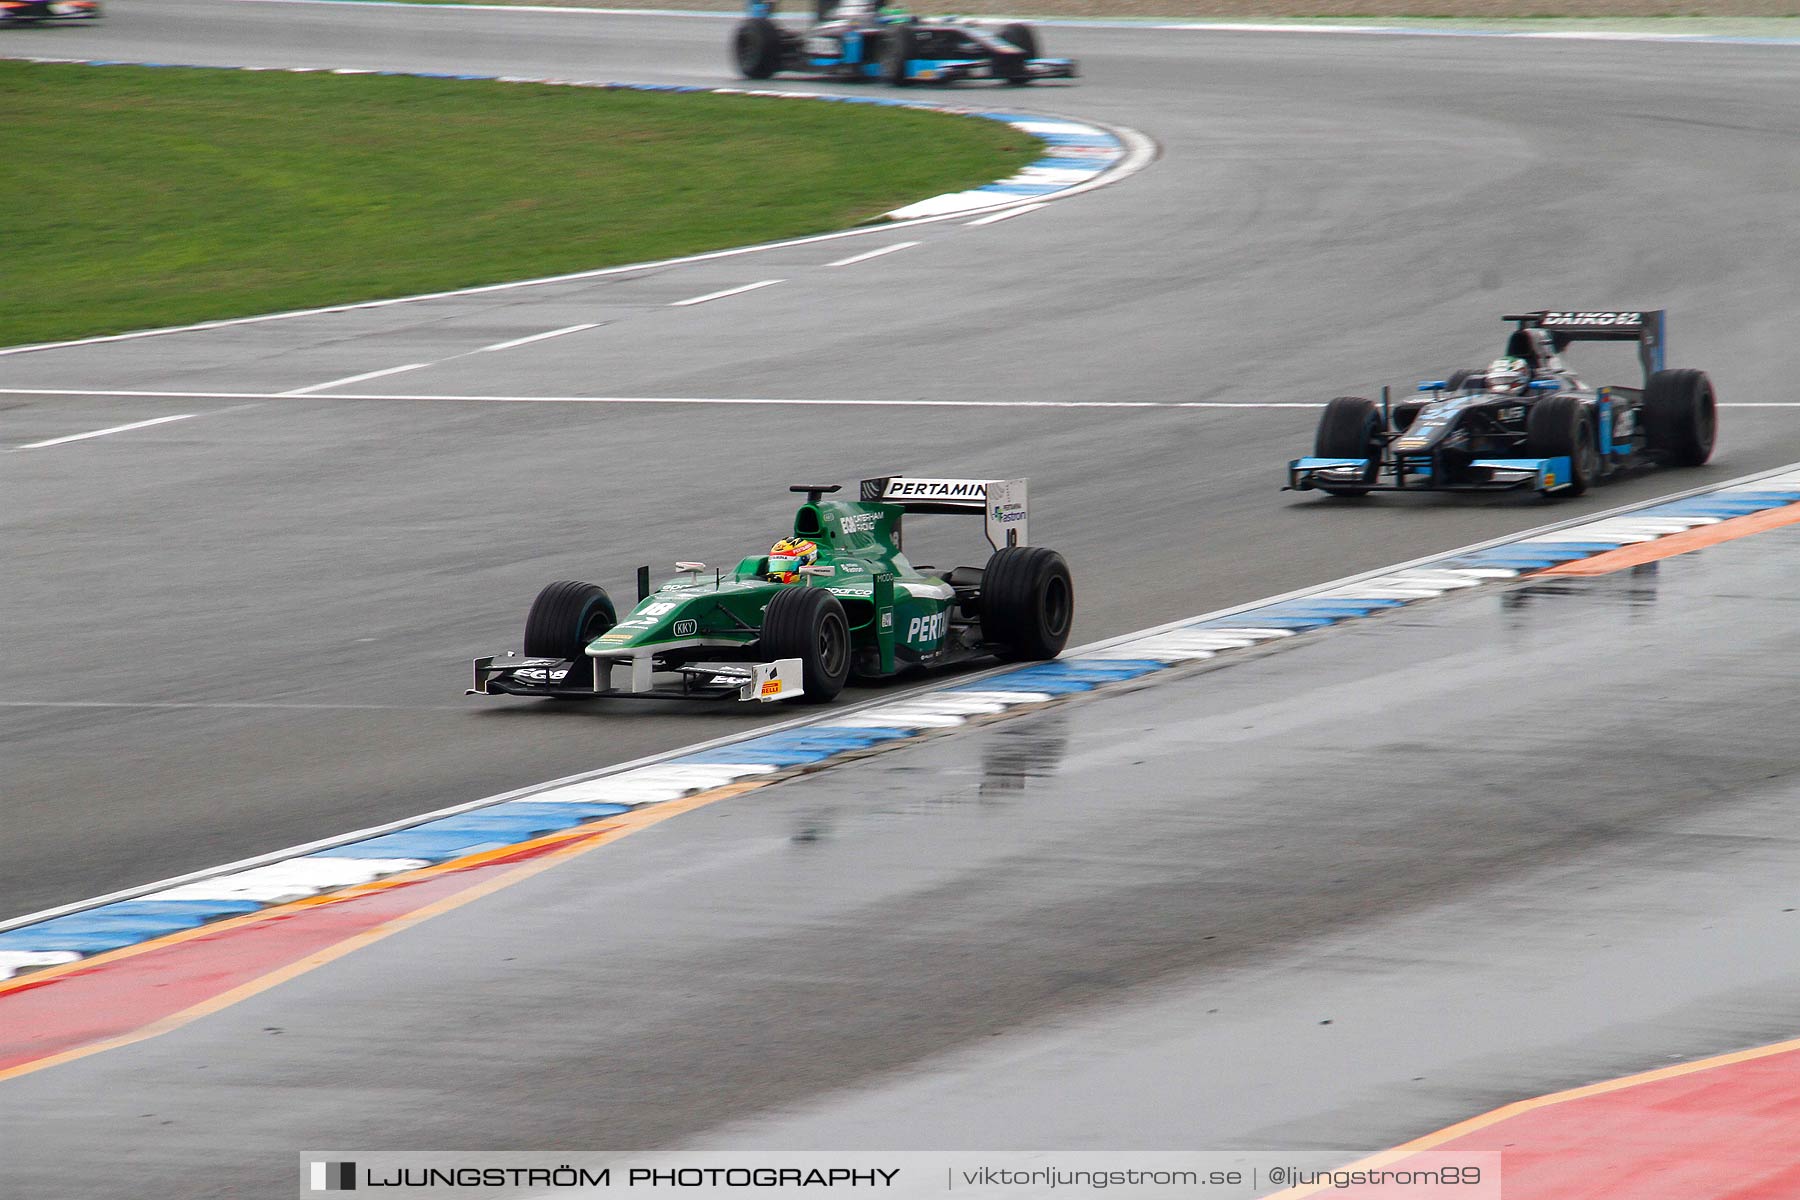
1527 394 1598 496
762 585 851 703
523 581 617 662
1313 396 1383 496
734 17 784 79
982 546 1073 662
1643 368 1717 467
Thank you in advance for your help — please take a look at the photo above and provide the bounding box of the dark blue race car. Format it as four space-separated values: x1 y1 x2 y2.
732 0 1077 86
0 0 101 22
1287 311 1718 499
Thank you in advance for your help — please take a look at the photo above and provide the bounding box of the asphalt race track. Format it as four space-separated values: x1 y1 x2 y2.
6 1 1800 921
9 494 1800 1198
4 6 1800 1190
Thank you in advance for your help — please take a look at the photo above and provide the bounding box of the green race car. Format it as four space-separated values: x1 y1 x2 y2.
469 476 1073 705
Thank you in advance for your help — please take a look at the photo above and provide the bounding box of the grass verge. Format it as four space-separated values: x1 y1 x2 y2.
0 61 1041 345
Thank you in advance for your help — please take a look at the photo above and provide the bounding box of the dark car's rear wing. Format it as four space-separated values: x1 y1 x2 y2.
1504 310 1666 381
859 476 1028 551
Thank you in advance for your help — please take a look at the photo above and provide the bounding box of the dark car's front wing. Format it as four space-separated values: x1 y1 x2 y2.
1287 455 1577 495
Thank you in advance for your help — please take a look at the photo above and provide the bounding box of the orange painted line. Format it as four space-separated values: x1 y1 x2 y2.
1540 502 1800 576
1269 1031 1800 1198
0 784 766 1072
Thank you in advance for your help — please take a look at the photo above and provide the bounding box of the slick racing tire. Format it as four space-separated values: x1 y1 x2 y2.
998 22 1040 56
1643 368 1717 467
1527 394 1599 497
981 546 1073 662
881 22 916 86
733 17 785 80
1313 396 1384 496
1390 401 1425 434
523 580 617 662
996 22 1038 83
762 585 851 703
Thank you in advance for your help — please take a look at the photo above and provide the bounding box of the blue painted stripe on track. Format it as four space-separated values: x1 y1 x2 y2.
102 899 264 919
675 746 835 766
0 928 165 953
1197 615 1339 629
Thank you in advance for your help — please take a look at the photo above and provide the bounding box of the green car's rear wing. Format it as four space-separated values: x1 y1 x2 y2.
858 476 1028 551
1504 310 1666 382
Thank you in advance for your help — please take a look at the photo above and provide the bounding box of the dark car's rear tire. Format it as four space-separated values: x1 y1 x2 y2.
1527 394 1599 496
733 17 785 79
996 22 1038 82
881 22 916 86
762 586 851 703
523 580 617 662
1313 396 1384 496
982 546 1073 662
1643 368 1717 467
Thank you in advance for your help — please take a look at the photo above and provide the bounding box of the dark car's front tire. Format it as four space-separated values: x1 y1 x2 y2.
982 546 1073 662
734 17 785 79
762 586 850 703
1527 394 1599 496
881 22 916 86
1313 396 1384 496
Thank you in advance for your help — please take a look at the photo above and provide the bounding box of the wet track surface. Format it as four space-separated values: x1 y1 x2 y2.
5 515 1798 1196
6 1 1800 918
6 7 1800 1195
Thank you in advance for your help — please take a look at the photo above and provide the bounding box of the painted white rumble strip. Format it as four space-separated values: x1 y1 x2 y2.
11 473 1800 976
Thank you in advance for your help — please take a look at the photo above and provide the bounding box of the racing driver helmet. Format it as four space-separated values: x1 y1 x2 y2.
767 537 819 583
1486 356 1529 396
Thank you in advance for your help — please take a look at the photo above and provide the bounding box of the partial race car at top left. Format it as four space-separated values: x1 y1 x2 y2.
0 0 100 22
732 0 1077 86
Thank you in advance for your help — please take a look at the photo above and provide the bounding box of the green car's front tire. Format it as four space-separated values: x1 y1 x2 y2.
982 546 1073 662
762 585 851 703
523 580 617 662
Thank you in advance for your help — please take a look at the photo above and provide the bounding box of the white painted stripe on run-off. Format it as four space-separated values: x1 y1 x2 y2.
669 280 784 307
477 323 599 353
13 413 197 450
281 362 432 396
967 204 1048 226
827 242 919 268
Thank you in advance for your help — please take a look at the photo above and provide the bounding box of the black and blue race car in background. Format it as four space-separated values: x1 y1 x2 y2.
1287 310 1718 499
0 0 101 22
732 0 1076 86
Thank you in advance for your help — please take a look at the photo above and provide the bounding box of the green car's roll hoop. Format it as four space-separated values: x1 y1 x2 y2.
469 477 1072 706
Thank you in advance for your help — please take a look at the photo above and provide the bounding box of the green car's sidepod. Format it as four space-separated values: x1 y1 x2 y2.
469 477 1072 705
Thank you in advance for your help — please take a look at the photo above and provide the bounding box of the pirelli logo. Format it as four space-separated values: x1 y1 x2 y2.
760 679 782 697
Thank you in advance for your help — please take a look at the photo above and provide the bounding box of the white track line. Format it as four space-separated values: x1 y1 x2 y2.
967 204 1048 226
827 242 919 268
669 280 784 307
6 387 1795 410
476 323 599 352
12 413 197 451
0 387 1321 409
280 362 432 396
